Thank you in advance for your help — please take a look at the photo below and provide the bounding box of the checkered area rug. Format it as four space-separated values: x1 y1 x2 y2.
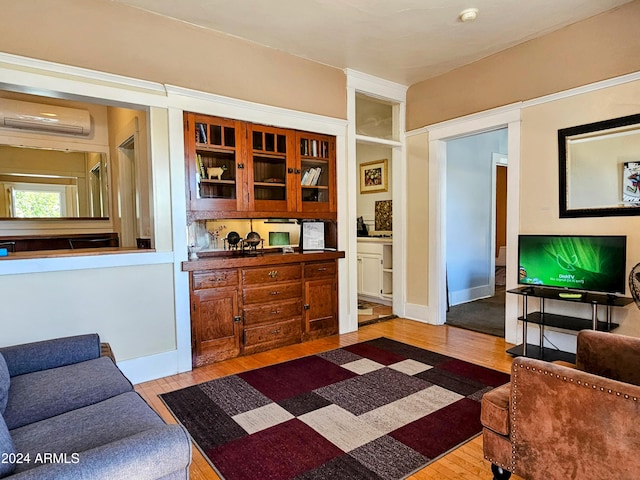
160 338 510 480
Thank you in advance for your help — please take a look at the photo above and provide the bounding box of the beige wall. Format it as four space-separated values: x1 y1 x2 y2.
0 0 346 120
405 1 640 324
405 132 429 306
519 80 640 336
0 263 177 361
407 0 640 130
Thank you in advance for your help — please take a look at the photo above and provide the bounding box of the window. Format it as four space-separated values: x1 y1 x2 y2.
9 182 78 218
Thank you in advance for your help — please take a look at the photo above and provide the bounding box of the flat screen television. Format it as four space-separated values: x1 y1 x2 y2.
518 235 627 295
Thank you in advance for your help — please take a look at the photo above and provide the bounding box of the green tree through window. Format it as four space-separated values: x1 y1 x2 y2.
13 190 61 217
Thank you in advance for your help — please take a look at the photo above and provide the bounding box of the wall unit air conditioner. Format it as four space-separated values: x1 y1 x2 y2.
0 98 91 136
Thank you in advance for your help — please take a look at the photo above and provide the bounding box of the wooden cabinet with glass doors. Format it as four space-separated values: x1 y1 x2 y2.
297 131 336 214
184 114 244 217
248 123 295 214
184 113 336 220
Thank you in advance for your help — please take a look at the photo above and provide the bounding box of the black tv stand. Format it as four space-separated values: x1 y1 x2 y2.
507 286 633 363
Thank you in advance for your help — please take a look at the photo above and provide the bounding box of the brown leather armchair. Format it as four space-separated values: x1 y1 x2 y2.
481 329 640 480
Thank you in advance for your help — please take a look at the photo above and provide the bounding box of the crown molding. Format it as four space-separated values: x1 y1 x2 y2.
164 84 347 136
345 69 407 102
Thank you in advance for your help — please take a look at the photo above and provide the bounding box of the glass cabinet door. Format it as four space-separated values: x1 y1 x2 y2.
298 132 335 213
249 124 293 213
186 114 243 215
185 112 337 219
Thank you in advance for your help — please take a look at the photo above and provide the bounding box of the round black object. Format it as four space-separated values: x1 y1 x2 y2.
226 231 240 245
245 231 261 246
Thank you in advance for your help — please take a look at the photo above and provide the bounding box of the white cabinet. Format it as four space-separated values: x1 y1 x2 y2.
358 253 382 297
357 240 392 303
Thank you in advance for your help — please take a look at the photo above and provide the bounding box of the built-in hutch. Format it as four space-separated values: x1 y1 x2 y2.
182 113 343 367
184 113 336 222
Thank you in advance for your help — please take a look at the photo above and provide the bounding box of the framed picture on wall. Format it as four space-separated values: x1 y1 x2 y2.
359 159 388 194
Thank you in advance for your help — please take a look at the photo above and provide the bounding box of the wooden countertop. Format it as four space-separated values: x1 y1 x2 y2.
182 250 345 271
0 247 147 260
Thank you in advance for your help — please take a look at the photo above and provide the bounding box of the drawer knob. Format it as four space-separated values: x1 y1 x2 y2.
270 291 280 296
317 267 327 272
271 328 281 335
268 270 279 278
270 310 281 315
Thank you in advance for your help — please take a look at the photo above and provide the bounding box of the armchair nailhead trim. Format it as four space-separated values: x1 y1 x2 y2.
483 455 512 471
509 361 639 475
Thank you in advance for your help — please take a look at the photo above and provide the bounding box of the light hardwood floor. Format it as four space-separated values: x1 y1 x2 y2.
135 318 523 480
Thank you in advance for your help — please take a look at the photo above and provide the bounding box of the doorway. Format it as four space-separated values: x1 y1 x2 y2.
353 92 403 328
427 108 520 345
117 135 138 248
443 129 508 336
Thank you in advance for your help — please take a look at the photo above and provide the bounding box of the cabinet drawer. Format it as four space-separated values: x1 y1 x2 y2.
244 299 302 326
243 281 302 305
243 318 301 350
357 242 384 255
192 269 238 289
304 261 336 278
242 264 301 285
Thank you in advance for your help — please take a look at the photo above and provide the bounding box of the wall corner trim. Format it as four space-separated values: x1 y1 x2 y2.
117 349 186 385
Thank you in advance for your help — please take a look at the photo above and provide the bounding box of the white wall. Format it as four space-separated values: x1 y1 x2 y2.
446 128 507 305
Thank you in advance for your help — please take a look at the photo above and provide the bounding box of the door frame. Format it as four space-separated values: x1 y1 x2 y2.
490 152 509 297
428 107 521 344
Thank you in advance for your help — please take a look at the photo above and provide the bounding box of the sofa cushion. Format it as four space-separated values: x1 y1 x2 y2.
0 334 100 377
4 356 132 430
480 382 510 436
0 414 16 478
0 354 8 414
10 391 167 474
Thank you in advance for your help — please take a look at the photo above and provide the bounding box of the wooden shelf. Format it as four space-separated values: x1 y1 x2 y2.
196 144 236 154
253 152 287 160
254 182 286 187
301 185 329 189
201 179 236 185
301 156 329 162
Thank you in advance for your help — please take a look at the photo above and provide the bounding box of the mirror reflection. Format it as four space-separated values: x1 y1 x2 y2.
559 113 640 217
0 145 109 219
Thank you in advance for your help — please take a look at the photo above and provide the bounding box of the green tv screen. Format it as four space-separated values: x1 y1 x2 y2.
518 235 627 294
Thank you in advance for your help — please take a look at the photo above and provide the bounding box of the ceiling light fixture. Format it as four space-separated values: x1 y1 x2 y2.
459 8 479 23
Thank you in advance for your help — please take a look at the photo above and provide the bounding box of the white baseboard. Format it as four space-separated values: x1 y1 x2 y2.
449 285 493 306
117 349 188 385
403 303 431 323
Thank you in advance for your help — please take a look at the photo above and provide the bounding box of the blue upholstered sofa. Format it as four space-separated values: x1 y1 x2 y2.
0 334 191 479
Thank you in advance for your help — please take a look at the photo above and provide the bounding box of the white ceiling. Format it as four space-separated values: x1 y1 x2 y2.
112 0 632 86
